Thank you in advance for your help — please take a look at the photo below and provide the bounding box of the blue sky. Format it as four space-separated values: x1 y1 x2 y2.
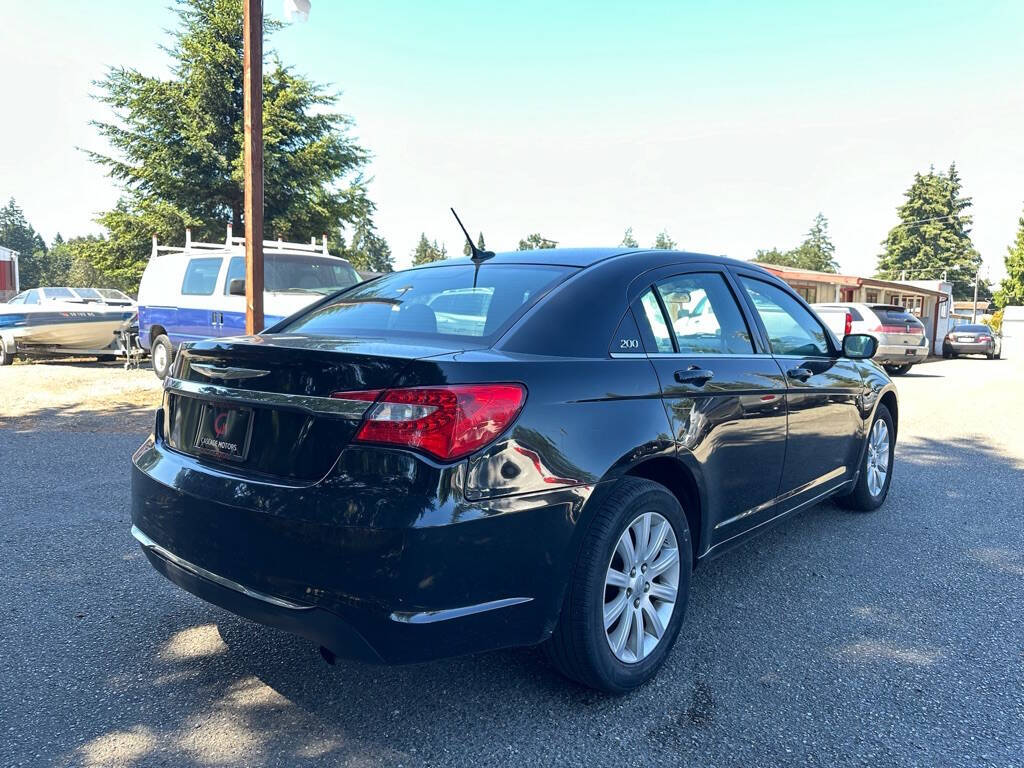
3 0 1023 278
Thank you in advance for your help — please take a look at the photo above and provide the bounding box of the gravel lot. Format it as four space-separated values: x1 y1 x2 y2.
1 355 1022 767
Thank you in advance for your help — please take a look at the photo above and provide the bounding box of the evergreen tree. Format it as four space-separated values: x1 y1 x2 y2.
411 233 447 266
877 164 987 300
0 198 47 288
994 205 1024 308
652 230 676 250
345 215 394 273
517 233 557 250
620 227 638 248
755 213 838 272
83 0 371 291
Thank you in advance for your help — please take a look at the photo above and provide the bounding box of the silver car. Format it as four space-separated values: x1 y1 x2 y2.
812 302 929 375
942 323 1002 359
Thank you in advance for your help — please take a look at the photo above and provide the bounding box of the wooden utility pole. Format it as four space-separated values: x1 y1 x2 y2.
243 0 264 334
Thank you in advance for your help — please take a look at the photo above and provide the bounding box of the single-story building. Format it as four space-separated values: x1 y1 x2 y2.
1002 305 1024 360
0 245 20 302
953 300 993 317
754 263 955 356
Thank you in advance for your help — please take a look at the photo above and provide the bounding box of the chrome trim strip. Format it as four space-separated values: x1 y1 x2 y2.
389 597 533 625
610 352 771 360
132 526 314 611
702 479 855 557
164 377 370 419
190 363 270 381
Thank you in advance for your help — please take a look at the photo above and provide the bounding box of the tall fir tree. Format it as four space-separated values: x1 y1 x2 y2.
517 233 557 250
83 0 371 291
652 230 676 250
757 213 839 273
994 205 1024 308
344 213 394 273
877 163 987 300
620 227 638 248
411 233 447 266
0 198 47 288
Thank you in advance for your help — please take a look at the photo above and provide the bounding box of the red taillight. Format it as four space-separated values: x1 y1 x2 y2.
844 312 852 337
977 335 991 342
333 384 526 461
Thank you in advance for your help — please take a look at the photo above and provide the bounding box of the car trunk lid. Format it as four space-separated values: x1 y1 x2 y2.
163 334 463 481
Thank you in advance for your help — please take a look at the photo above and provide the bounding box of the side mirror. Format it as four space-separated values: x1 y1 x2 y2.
842 333 877 360
227 278 246 296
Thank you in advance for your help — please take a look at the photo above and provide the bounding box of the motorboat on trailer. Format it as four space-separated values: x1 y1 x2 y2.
0 287 137 364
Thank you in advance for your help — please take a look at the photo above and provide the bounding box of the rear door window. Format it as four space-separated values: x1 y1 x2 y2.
280 263 573 344
181 258 223 296
654 273 754 354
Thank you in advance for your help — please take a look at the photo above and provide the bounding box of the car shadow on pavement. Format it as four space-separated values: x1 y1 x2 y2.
52 434 1023 768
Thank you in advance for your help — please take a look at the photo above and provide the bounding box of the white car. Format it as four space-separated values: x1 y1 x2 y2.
812 302 928 375
138 231 360 378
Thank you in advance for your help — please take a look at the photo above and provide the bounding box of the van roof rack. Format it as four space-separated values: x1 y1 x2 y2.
151 224 333 259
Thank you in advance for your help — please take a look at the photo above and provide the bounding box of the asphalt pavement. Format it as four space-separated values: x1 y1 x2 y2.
1 355 1022 767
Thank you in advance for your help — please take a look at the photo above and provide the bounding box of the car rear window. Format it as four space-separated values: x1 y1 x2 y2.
871 305 922 325
956 324 990 333
224 255 360 295
279 263 574 344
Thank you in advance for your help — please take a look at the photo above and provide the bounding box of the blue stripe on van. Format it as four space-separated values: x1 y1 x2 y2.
139 305 284 348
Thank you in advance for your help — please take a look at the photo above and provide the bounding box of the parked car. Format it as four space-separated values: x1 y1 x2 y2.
812 302 928 375
130 249 897 693
138 232 361 379
942 323 1002 359
0 286 136 365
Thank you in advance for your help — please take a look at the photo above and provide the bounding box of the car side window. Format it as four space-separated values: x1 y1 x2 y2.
223 257 245 294
181 257 223 296
24 290 39 305
740 277 830 357
638 289 674 353
654 273 754 355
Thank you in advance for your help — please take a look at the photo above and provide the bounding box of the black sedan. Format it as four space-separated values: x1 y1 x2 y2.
130 248 897 693
942 323 1002 359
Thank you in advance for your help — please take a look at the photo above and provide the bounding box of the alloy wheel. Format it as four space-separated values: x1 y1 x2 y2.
603 511 680 664
865 418 890 497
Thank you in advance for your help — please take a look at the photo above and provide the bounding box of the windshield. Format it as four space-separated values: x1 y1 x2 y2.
224 255 360 295
279 263 574 344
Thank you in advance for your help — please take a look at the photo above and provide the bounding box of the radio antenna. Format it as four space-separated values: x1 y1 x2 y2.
451 208 494 262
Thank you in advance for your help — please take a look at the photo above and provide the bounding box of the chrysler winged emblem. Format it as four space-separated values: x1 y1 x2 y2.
190 363 270 381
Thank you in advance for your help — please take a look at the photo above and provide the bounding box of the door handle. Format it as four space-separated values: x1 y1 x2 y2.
674 367 714 386
786 367 814 382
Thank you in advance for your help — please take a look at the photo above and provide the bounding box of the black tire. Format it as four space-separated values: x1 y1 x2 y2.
0 341 12 366
544 477 692 694
986 353 994 360
837 404 894 512
884 364 910 376
995 350 1002 360
942 346 952 359
151 334 174 380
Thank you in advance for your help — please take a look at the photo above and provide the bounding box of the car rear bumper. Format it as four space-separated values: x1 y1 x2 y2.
946 341 994 354
130 424 588 663
874 344 925 365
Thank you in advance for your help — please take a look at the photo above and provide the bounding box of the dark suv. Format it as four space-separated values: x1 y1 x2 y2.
131 249 896 692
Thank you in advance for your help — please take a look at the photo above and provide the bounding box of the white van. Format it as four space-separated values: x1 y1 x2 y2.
138 229 360 378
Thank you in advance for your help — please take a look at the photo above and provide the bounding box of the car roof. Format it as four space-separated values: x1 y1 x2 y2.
414 248 749 270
